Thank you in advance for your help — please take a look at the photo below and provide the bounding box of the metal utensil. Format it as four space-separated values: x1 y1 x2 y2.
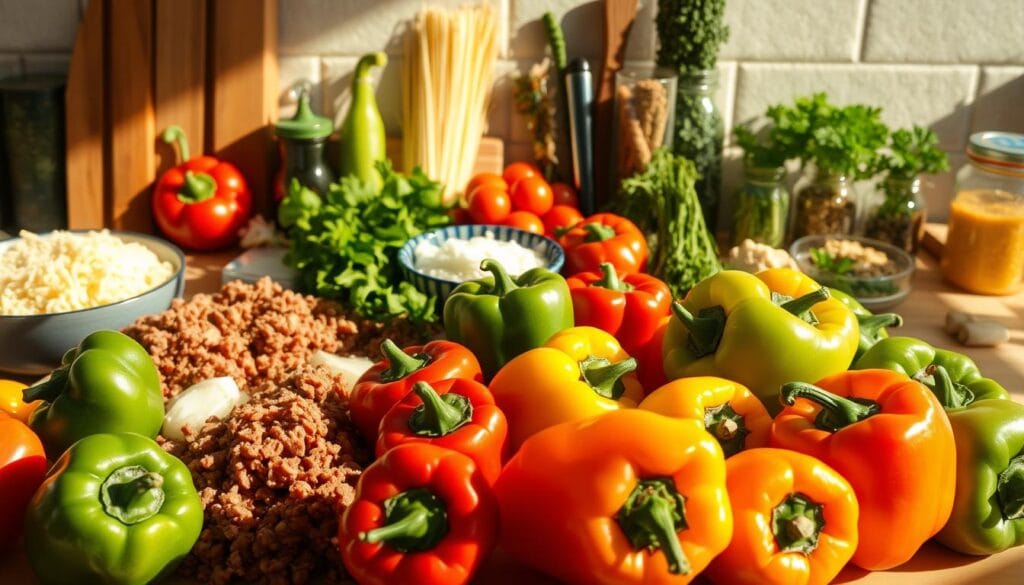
564 58 595 216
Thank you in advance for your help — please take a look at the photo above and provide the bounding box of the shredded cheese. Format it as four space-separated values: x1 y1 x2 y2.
0 230 174 316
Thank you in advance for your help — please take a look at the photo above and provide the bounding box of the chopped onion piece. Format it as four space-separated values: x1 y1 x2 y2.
310 350 375 389
162 376 244 441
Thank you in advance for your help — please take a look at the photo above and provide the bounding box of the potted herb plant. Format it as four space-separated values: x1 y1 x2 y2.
731 123 792 248
864 125 949 253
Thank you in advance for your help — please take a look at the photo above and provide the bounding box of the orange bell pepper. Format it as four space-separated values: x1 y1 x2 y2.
489 326 644 451
705 448 859 585
639 377 771 457
770 369 956 570
494 409 732 584
0 379 39 422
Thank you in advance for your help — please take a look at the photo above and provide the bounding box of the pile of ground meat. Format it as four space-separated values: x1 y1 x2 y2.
122 278 434 584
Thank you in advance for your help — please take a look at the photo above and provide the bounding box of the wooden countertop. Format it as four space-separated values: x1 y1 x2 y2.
3 235 1024 584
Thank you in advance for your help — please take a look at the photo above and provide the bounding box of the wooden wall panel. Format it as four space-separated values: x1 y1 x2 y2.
154 0 206 176
64 0 105 229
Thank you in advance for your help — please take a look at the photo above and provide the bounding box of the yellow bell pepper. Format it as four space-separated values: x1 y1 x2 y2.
639 377 772 458
0 379 39 423
489 326 644 451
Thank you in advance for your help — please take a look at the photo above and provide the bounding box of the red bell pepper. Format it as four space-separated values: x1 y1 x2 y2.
339 443 498 585
350 339 483 442
557 212 649 275
153 125 252 251
0 412 47 550
567 262 671 357
376 380 508 484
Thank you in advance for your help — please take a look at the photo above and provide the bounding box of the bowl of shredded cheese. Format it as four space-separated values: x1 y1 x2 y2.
0 229 185 375
398 224 564 308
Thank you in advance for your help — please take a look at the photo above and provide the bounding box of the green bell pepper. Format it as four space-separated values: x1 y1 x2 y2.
23 330 165 456
24 432 203 585
662 270 859 415
926 366 1024 555
443 258 574 380
828 287 903 364
853 336 1009 404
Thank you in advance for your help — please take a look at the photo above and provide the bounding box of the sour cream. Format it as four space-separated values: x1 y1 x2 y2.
414 231 546 281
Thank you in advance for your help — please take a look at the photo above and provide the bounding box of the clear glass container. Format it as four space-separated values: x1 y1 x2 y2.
863 175 926 254
731 164 790 248
940 132 1024 295
673 69 723 230
613 66 677 184
790 164 858 241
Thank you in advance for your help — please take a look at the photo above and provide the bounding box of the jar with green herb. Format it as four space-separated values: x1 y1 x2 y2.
792 165 858 239
863 126 948 253
732 164 789 247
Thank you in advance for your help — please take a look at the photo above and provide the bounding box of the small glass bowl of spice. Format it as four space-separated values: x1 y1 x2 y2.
790 234 914 310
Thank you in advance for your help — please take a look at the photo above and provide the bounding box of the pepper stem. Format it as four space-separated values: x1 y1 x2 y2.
100 465 166 525
358 488 448 552
771 492 825 555
179 171 218 204
593 262 633 291
583 222 616 242
378 339 429 382
857 313 903 338
925 364 974 409
407 381 473 437
161 125 191 163
780 288 830 318
616 478 691 575
22 368 68 403
703 403 749 457
480 259 518 297
780 382 880 432
579 355 637 400
997 454 1024 521
671 302 726 358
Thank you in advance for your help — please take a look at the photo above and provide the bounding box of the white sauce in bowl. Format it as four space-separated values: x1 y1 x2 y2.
414 230 547 281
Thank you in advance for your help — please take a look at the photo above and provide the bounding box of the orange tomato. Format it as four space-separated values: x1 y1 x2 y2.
502 162 541 187
468 185 512 224
466 172 507 197
509 176 554 216
504 210 545 234
550 182 579 208
541 205 584 237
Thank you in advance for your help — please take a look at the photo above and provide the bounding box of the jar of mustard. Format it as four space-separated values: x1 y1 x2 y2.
940 132 1024 295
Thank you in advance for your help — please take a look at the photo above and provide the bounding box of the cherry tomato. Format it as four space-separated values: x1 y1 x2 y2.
509 176 554 216
466 172 507 196
550 182 579 208
504 210 545 235
449 207 471 225
502 162 541 187
541 205 584 237
468 185 512 224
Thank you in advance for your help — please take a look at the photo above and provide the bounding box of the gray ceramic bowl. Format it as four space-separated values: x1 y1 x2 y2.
0 230 185 375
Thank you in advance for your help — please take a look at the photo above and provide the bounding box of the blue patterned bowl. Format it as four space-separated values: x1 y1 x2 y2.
398 224 565 306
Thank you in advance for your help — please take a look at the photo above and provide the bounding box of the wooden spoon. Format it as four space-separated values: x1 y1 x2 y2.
593 0 639 207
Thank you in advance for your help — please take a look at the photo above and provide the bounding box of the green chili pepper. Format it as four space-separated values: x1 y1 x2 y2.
853 336 1009 403
24 432 203 585
23 330 164 456
443 258 574 380
339 52 388 190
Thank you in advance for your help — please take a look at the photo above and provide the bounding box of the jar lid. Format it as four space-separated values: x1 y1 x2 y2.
967 132 1024 167
275 89 333 140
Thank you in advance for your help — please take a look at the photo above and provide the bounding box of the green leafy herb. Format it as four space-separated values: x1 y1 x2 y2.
809 247 854 275
277 161 451 324
733 124 790 170
655 0 729 74
615 148 721 297
874 125 949 180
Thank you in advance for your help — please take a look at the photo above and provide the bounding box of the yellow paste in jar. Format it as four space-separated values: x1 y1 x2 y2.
940 189 1024 295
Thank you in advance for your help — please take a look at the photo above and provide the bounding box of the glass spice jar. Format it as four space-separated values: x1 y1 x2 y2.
940 132 1024 295
674 69 724 231
863 175 926 254
790 164 857 241
731 164 790 248
273 87 335 204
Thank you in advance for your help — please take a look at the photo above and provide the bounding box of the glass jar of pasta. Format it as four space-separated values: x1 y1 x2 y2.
940 132 1024 295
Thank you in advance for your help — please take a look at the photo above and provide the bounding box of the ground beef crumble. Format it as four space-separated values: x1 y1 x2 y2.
121 278 435 584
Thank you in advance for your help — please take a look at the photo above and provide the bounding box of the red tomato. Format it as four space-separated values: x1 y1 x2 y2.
504 210 545 235
468 185 512 224
550 182 579 208
509 176 554 216
466 172 507 196
449 207 471 225
503 162 541 187
541 205 584 237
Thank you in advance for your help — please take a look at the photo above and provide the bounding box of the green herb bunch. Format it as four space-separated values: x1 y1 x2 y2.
655 0 730 228
278 161 451 324
617 148 721 297
733 124 789 170
872 125 949 221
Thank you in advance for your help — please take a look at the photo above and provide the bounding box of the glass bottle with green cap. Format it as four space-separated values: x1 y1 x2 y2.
273 86 335 203
941 131 1024 295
